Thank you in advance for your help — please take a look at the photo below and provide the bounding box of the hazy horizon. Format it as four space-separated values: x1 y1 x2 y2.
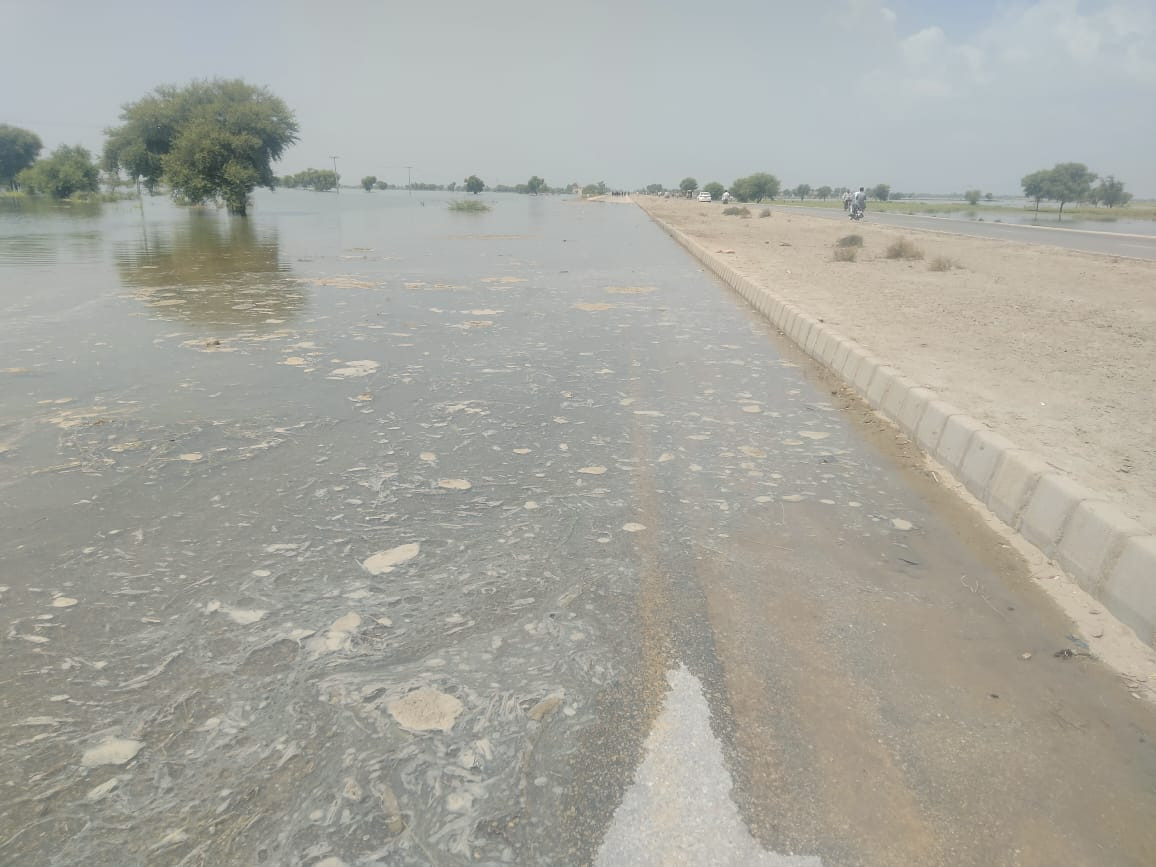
4 0 1155 197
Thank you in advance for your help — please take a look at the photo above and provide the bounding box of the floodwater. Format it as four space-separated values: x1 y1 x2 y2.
3 191 1156 866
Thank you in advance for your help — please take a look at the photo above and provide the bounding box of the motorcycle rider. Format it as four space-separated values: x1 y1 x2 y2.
851 187 866 219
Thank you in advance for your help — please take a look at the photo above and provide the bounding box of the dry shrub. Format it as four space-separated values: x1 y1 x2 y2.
885 237 923 260
832 246 858 262
929 256 958 271
722 206 751 217
837 234 863 248
758 208 771 218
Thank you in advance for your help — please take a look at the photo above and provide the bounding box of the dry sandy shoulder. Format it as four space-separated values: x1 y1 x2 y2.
641 197 1156 531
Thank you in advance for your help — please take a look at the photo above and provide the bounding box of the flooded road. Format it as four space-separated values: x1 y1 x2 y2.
2 191 1155 866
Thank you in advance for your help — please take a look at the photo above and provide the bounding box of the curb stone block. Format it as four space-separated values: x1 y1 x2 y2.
959 429 1018 500
866 366 900 406
1057 501 1148 592
936 414 985 473
815 331 837 365
1102 537 1156 645
881 376 917 420
898 388 936 436
987 450 1053 528
915 400 963 453
1020 474 1098 557
805 325 824 358
853 355 881 394
830 340 852 375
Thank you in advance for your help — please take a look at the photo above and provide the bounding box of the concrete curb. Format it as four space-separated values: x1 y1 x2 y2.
639 202 1156 648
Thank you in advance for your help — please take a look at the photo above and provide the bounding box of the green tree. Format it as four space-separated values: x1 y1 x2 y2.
1093 175 1131 208
871 183 890 201
965 189 981 205
703 181 725 200
817 185 832 200
464 175 484 194
104 79 298 216
526 175 545 194
679 177 698 193
1021 170 1049 212
645 183 664 194
17 144 100 199
0 124 43 191
361 175 377 192
984 192 994 201
1041 162 1096 217
795 183 812 201
729 173 780 203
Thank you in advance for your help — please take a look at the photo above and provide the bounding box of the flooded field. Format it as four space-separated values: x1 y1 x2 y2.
4 191 1156 866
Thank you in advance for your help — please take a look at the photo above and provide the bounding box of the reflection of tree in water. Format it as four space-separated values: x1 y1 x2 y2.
116 211 305 327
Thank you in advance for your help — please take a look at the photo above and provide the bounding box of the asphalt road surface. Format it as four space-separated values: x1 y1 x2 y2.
776 204 1156 260
2 194 1154 865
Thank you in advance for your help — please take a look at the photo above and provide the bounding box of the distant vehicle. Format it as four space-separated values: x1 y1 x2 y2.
697 191 712 202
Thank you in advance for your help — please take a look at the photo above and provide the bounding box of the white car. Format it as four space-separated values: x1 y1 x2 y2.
697 191 712 202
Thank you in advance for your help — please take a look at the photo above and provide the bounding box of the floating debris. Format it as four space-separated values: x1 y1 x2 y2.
438 479 472 490
362 543 421 575
81 737 143 767
387 687 463 733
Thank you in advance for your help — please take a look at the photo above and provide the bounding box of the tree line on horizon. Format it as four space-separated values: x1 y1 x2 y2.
1 82 1140 217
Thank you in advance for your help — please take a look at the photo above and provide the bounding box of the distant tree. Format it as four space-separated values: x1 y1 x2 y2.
703 181 725 200
1041 162 1096 217
464 175 484 194
526 175 545 195
0 124 43 191
645 183 664 194
17 144 100 199
103 79 298 216
984 192 994 201
679 177 698 193
817 185 832 200
361 175 377 192
729 172 780 203
871 183 890 201
1021 170 1049 212
965 189 981 205
1093 175 1131 208
283 168 337 191
447 181 457 192
375 180 388 190
795 183 812 201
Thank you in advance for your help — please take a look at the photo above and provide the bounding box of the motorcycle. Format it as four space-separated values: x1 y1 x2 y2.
849 203 864 221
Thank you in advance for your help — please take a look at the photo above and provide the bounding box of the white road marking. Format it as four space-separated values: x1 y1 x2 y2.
596 665 821 866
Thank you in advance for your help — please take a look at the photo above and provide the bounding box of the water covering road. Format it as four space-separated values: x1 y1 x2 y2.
775 204 1156 259
2 192 1155 865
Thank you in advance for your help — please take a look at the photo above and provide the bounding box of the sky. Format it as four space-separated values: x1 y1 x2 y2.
3 0 1155 196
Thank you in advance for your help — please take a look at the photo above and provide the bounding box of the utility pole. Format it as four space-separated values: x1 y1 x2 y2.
405 166 413 194
329 155 340 194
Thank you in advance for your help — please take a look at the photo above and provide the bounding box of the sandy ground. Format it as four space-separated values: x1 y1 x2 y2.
641 197 1156 532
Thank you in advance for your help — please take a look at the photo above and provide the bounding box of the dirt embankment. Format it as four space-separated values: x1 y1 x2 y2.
642 197 1156 531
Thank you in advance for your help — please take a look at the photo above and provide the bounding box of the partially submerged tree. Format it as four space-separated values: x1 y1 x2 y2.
965 189 981 205
1021 170 1048 212
0 124 43 191
17 144 100 199
464 175 484 194
104 79 298 216
1043 162 1096 217
729 173 780 203
1093 175 1131 208
526 175 545 195
361 175 377 191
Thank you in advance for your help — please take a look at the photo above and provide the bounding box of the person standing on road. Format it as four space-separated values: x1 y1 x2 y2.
843 190 851 211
